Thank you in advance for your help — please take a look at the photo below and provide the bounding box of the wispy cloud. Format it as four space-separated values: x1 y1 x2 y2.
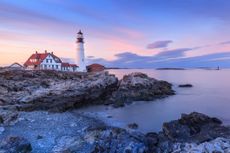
87 50 230 68
147 40 173 49
154 48 192 58
219 41 230 45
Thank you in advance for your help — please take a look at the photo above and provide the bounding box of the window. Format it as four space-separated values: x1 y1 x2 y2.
30 59 37 62
52 65 54 69
50 59 52 63
44 65 47 69
56 65 58 69
46 59 48 63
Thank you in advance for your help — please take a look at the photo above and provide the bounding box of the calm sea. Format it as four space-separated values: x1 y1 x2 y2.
79 69 230 133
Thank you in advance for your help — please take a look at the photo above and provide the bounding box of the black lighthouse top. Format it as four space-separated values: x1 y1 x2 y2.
77 30 84 43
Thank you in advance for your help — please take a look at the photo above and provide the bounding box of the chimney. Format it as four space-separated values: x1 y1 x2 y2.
51 52 53 54
45 50 47 53
35 51 38 59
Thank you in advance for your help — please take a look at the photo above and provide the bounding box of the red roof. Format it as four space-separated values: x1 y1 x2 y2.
61 62 70 67
62 63 78 67
24 53 48 66
24 52 62 67
86 63 105 72
69 64 78 67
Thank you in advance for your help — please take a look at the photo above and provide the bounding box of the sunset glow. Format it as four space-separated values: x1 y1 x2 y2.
1 0 230 67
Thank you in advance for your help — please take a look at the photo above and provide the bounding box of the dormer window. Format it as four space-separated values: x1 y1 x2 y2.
30 59 37 62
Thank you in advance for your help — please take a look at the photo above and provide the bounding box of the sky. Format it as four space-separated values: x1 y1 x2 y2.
1 0 230 68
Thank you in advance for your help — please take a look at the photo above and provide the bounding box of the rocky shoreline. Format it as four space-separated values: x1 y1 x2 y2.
0 69 174 112
0 69 229 152
0 111 229 153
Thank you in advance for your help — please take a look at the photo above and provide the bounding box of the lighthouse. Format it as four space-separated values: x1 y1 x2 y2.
76 30 86 72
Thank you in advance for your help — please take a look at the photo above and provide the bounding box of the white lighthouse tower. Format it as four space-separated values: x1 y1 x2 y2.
76 30 86 72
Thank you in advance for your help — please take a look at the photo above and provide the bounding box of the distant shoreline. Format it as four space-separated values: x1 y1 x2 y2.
106 67 223 70
0 66 225 71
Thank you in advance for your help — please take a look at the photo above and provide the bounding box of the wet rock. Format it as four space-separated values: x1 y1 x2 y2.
113 100 125 108
0 115 3 124
145 132 159 152
162 112 230 143
110 72 175 107
0 109 19 126
86 126 147 153
52 135 92 153
178 84 193 88
0 136 32 153
107 115 112 118
172 137 230 153
36 135 43 140
51 126 147 153
128 123 139 129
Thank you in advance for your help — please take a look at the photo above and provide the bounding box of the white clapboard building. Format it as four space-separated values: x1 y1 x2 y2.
24 50 78 72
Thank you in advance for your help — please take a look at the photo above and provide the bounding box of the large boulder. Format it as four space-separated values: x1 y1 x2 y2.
0 136 32 153
110 72 174 107
162 112 230 143
145 112 230 153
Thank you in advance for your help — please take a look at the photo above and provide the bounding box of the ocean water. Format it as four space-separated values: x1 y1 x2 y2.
79 69 230 133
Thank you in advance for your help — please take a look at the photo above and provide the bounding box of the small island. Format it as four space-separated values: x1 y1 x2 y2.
178 84 193 88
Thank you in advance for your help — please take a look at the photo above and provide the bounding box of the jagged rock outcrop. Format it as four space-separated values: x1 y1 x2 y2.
0 109 19 126
86 126 147 153
0 70 118 112
162 112 230 143
109 72 174 107
147 112 230 153
0 70 174 112
172 137 230 153
52 126 147 153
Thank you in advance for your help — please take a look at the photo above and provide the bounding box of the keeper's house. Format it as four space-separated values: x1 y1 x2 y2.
24 50 78 72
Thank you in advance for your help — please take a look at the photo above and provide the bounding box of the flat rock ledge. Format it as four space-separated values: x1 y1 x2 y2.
0 70 174 112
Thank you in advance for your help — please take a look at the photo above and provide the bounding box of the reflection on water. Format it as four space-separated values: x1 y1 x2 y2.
79 69 230 133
